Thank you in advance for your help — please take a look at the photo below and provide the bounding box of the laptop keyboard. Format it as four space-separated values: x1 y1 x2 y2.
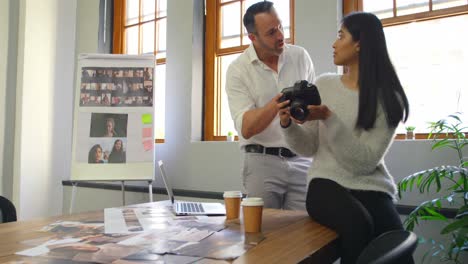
177 202 205 213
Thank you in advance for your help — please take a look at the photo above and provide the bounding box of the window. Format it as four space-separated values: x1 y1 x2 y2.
113 0 167 142
204 0 295 141
344 0 468 138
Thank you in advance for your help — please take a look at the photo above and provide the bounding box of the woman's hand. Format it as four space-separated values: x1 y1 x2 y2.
278 100 332 126
304 105 332 121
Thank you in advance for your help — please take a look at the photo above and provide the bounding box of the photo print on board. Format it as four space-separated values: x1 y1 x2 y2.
88 138 127 164
90 113 128 138
80 67 154 107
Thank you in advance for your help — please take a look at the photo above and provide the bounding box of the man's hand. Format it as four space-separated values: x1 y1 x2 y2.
277 99 293 127
241 93 287 139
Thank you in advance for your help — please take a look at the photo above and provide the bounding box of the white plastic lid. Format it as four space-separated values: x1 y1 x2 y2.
223 191 243 198
241 197 264 206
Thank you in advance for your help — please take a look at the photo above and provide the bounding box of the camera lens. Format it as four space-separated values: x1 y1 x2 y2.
291 106 305 121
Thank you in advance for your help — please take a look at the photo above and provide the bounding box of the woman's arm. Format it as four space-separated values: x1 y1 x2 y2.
278 100 320 157
323 110 396 175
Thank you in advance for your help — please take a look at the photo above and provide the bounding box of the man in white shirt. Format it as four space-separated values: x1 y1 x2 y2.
225 1 315 210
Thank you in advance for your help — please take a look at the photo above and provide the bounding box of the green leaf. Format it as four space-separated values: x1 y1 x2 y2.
421 215 446 221
448 114 462 123
458 205 468 215
455 212 468 219
400 179 408 192
435 171 442 191
462 161 468 168
424 171 437 193
454 228 468 247
441 218 468 234
424 207 447 220
432 138 450 150
409 176 416 191
417 173 424 187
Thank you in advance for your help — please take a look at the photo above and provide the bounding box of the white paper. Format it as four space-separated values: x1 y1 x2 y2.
104 208 133 234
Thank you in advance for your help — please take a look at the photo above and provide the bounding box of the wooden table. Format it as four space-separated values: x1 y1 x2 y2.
0 202 338 264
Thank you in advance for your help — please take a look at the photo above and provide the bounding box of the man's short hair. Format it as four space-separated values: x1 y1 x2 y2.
243 1 274 34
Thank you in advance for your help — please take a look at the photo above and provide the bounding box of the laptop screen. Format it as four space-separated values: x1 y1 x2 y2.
157 160 175 204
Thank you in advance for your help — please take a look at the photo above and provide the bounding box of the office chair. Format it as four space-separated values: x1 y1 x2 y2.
356 230 418 264
0 195 17 223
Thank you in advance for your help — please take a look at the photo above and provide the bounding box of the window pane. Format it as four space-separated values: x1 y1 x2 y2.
363 0 394 19
384 14 468 133
126 26 139 55
155 64 166 139
156 18 167 59
244 0 290 40
142 0 155 22
126 0 139 25
242 27 250 46
142 22 154 54
157 0 167 18
221 2 241 49
397 0 429 16
220 54 241 136
433 0 467 10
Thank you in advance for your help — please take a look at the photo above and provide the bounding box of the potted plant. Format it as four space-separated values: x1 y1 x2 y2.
406 126 416 140
398 113 467 263
227 131 235 142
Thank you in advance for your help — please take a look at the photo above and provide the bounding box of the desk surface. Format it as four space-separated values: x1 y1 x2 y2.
0 201 338 264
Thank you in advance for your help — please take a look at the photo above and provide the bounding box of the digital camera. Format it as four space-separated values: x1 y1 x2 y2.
279 80 321 121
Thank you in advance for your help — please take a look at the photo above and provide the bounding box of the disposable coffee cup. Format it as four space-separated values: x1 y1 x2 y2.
223 191 243 220
241 197 264 233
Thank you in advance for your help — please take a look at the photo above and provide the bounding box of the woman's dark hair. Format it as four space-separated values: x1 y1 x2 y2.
243 1 274 34
342 12 409 129
88 144 102 163
111 139 123 153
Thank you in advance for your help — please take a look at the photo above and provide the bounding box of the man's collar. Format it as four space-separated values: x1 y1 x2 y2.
246 45 260 64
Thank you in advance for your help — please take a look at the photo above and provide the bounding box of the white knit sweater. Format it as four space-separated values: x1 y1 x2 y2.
283 73 398 197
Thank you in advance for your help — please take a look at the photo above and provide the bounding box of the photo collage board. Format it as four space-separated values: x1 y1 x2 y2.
71 54 155 181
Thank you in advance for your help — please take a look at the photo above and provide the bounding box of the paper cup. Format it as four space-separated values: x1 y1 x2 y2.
241 197 264 233
223 191 243 220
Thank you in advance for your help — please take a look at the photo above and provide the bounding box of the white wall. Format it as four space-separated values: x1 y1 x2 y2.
11 0 77 220
1 0 18 200
296 0 341 74
0 0 9 195
75 0 99 55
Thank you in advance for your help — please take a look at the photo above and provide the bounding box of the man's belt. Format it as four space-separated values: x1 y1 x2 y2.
244 144 297 158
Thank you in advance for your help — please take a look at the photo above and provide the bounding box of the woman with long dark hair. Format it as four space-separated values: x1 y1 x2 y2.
88 144 104 164
278 12 411 263
108 139 126 163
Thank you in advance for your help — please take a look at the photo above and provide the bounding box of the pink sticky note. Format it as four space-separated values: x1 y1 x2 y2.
142 127 153 138
143 139 154 151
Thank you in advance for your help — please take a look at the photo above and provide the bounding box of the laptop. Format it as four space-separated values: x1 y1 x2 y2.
158 160 226 216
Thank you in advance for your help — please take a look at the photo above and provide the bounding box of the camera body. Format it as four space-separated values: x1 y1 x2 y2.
279 80 321 121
